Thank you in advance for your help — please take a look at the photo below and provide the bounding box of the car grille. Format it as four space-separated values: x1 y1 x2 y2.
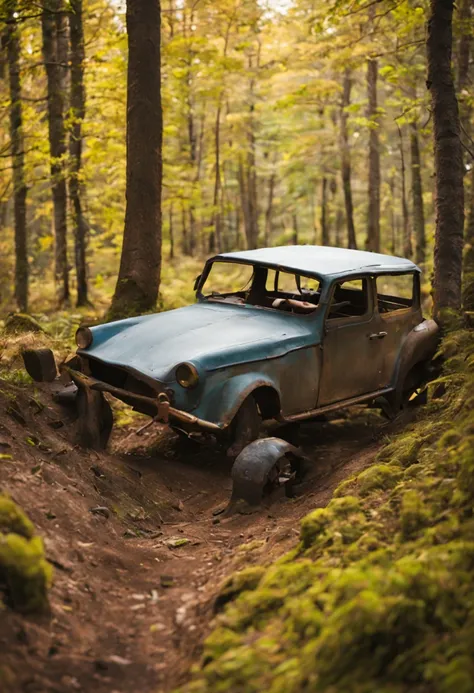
88 358 157 399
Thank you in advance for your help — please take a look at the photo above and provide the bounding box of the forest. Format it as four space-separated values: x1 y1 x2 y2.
0 0 473 691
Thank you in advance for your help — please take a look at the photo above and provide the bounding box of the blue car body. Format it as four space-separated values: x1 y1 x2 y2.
73 246 438 435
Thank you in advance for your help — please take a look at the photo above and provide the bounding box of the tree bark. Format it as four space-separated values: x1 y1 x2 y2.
321 177 329 246
389 172 397 255
410 121 426 265
68 0 88 306
292 213 298 245
109 0 162 319
427 0 464 318
457 0 474 309
5 1 28 312
366 58 381 252
340 68 357 249
397 124 412 258
264 172 275 246
209 103 222 253
169 203 174 260
42 0 69 304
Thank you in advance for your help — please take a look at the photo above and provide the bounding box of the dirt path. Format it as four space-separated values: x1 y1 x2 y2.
0 381 403 693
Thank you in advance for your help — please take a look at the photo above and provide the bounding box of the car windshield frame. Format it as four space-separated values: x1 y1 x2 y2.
195 258 328 316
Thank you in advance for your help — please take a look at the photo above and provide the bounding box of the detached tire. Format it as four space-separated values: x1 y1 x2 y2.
226 396 261 458
76 387 113 450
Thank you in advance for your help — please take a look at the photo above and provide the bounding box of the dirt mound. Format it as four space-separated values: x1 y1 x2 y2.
0 378 405 692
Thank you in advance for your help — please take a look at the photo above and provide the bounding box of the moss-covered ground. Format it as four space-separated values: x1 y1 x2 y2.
0 494 52 612
181 328 474 693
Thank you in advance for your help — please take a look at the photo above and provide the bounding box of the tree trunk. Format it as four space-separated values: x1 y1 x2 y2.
321 177 329 246
427 0 464 318
397 124 412 258
389 172 397 255
264 172 275 246
109 0 162 319
5 1 28 312
169 204 174 260
42 0 69 304
410 121 426 265
181 203 189 255
209 103 222 253
340 68 357 250
457 0 471 146
457 0 474 309
366 58 381 252
292 213 298 245
68 0 88 306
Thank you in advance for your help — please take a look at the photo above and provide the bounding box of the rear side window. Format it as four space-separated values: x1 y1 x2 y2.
377 274 414 314
327 279 369 320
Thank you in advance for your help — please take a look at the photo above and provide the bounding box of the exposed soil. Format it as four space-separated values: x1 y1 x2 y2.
0 380 411 693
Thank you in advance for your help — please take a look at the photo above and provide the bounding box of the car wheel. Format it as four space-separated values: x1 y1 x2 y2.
76 387 113 450
226 395 262 458
382 364 428 419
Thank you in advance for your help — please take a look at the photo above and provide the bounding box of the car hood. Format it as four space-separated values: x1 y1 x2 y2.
81 302 319 382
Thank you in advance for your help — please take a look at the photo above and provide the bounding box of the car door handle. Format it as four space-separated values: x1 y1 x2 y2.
368 331 388 340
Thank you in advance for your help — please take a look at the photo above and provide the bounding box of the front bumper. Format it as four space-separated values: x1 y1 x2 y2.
62 366 222 433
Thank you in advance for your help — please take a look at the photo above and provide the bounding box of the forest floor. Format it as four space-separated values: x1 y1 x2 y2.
0 377 414 693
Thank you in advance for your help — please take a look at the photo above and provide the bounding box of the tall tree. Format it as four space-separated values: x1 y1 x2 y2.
109 0 162 319
457 0 474 309
427 0 464 318
41 0 69 304
5 0 28 311
366 54 381 253
397 124 412 258
410 120 426 265
340 68 357 249
68 0 88 306
321 176 329 246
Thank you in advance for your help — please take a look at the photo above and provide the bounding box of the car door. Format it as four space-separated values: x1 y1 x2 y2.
372 272 421 389
317 276 387 406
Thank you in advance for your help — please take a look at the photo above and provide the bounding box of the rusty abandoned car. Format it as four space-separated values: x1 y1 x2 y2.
24 245 439 504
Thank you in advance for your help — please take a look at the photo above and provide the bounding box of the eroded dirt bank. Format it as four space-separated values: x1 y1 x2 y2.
0 380 408 693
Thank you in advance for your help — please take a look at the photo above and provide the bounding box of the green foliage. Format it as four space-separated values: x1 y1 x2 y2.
0 494 52 612
179 329 474 693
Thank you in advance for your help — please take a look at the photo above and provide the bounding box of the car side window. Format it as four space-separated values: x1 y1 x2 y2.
376 274 414 315
327 279 369 320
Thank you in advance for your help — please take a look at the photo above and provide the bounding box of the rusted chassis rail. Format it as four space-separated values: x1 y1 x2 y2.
63 366 396 434
63 367 222 433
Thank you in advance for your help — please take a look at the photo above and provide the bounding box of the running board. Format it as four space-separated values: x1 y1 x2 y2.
278 387 394 424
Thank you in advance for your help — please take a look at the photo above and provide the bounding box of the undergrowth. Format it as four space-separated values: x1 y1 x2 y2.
0 494 52 612
181 328 474 693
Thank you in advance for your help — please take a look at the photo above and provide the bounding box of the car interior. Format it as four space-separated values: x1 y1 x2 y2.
201 263 322 314
201 264 416 319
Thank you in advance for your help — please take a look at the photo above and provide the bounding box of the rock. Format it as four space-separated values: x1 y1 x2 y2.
165 537 190 549
160 574 174 588
3 313 44 335
89 506 110 519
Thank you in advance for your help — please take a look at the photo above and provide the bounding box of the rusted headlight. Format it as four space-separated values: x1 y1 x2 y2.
75 326 93 349
176 362 199 389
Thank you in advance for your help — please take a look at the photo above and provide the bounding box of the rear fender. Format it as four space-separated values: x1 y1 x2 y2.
198 372 281 427
392 319 440 394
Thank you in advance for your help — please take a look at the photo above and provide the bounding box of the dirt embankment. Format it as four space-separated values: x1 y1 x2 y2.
0 379 405 693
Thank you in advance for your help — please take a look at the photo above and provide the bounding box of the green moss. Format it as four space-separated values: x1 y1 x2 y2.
400 490 429 539
0 495 34 538
214 566 265 612
179 330 474 693
0 494 51 612
357 464 402 495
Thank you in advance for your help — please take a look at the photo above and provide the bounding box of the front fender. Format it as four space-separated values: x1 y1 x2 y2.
392 319 440 392
196 371 281 427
